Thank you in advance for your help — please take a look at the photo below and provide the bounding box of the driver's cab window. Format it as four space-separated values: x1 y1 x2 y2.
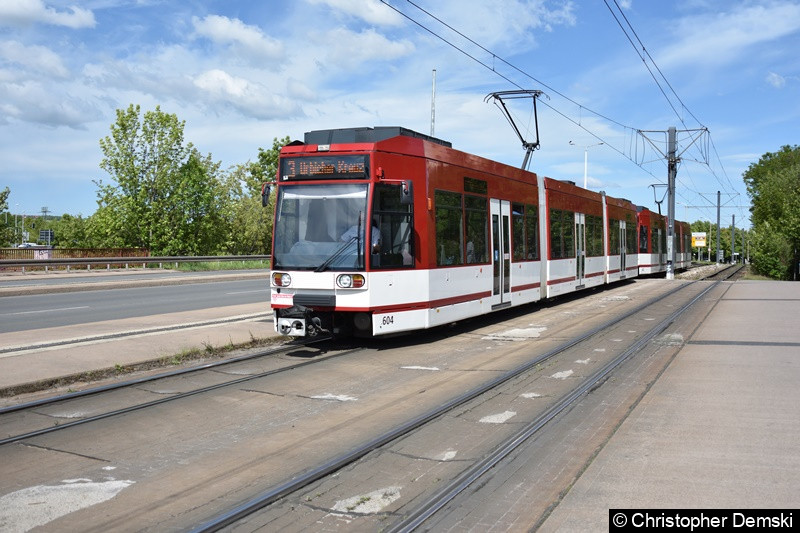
372 183 414 268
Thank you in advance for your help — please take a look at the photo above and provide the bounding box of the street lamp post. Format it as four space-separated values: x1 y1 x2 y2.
569 141 604 189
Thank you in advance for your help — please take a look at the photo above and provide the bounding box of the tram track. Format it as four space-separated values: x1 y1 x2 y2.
0 336 355 446
191 272 736 532
0 270 739 531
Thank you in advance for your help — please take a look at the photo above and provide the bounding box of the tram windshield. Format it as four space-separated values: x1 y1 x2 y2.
273 183 369 270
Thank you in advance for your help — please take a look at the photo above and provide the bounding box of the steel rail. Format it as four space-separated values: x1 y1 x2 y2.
387 278 727 532
0 339 304 415
0 337 349 446
190 277 709 533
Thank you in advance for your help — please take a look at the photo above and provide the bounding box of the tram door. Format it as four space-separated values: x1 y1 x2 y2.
490 199 511 308
575 213 586 288
619 221 627 278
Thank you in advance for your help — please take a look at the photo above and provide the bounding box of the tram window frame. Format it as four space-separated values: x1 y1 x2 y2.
464 195 488 264
435 190 464 266
512 203 540 261
464 176 488 195
626 214 637 255
656 220 666 252
549 208 574 260
639 225 649 253
372 183 415 269
586 214 604 257
609 219 620 255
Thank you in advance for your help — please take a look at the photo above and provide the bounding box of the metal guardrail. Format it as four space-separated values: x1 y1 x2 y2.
0 255 271 272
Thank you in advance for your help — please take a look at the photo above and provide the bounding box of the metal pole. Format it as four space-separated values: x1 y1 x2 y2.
732 214 736 264
716 191 721 263
583 148 588 189
430 69 436 137
666 126 677 279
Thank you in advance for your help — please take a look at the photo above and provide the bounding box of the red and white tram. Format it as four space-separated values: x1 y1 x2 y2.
266 127 688 338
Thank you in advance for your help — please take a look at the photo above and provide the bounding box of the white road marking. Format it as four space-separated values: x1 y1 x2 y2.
0 479 134 533
482 327 546 341
311 393 358 402
401 366 440 371
480 411 516 424
332 486 402 514
521 392 542 399
437 450 458 461
5 306 89 316
575 358 591 364
551 370 574 379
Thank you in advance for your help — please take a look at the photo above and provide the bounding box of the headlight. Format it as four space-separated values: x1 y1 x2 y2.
272 272 292 287
337 274 365 288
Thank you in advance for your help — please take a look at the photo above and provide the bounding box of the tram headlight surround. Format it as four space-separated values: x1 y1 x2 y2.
272 272 292 287
336 274 365 288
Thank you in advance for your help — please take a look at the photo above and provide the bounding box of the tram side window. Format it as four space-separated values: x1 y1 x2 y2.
435 190 464 266
512 204 525 261
626 215 637 254
512 204 540 261
525 205 539 260
639 225 649 253
464 195 487 264
549 208 574 260
609 219 620 255
372 183 414 268
586 214 604 257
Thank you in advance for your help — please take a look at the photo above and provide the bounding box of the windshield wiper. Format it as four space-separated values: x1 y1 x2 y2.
315 236 358 272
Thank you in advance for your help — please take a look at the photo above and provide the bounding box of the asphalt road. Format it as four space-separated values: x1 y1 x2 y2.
0 279 269 334
0 269 261 288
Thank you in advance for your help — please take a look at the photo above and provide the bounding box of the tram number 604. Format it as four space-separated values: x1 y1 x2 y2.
381 315 394 326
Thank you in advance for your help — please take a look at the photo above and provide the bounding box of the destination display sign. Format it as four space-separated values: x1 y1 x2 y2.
280 155 369 180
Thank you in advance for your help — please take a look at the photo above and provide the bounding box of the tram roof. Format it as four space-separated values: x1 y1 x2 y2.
303 127 452 148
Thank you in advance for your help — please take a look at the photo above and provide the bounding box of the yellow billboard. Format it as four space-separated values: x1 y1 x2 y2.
692 232 707 247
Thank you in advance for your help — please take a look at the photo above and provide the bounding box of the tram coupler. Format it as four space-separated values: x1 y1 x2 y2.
276 305 327 337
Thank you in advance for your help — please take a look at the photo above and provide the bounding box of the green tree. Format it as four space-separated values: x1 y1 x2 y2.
750 222 793 279
96 104 193 253
743 145 800 279
95 105 237 255
50 214 91 248
223 136 289 255
154 150 228 256
0 187 12 246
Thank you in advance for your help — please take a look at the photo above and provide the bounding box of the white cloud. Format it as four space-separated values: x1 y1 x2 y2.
193 69 303 119
319 27 414 69
0 40 69 78
305 0 405 26
192 15 283 64
0 79 100 128
765 71 786 88
408 0 576 51
287 77 317 101
663 2 800 68
0 0 95 28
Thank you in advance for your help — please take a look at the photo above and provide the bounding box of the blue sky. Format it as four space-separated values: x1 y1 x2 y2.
2 0 799 229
